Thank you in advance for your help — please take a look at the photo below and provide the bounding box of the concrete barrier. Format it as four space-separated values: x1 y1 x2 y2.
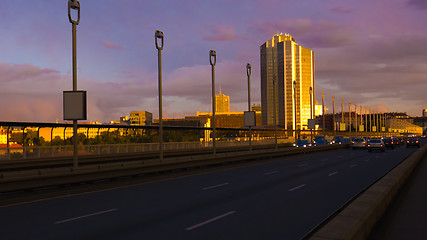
309 144 427 240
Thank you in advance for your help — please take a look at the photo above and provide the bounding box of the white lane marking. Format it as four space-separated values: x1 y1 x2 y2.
298 164 308 167
186 211 236 230
350 164 357 168
321 158 329 162
55 209 118 224
264 171 279 175
288 184 306 192
203 183 229 190
328 171 338 176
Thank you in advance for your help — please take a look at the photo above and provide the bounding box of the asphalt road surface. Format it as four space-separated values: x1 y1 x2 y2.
0 145 420 240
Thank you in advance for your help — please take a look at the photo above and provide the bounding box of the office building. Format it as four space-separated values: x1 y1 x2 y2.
130 111 153 126
260 33 314 130
215 90 230 112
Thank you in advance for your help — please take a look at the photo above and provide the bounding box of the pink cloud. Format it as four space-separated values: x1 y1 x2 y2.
330 6 353 14
407 0 427 10
203 25 246 41
252 19 355 48
102 40 125 50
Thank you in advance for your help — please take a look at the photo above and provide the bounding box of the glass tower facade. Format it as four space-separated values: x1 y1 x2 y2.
260 33 315 130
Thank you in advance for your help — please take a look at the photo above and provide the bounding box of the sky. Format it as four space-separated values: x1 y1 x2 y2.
1 0 427 123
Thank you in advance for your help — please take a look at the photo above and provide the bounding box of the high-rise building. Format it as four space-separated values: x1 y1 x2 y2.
130 111 153 125
260 33 315 130
215 90 230 113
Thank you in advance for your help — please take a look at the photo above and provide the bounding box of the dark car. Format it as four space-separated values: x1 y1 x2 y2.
391 138 400 146
406 137 420 148
367 139 385 152
382 137 395 149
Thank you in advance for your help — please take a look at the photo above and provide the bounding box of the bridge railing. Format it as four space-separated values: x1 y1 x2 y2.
1 121 408 160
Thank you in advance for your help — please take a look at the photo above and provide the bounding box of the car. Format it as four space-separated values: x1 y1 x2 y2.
294 139 312 148
391 138 400 146
367 139 385 152
406 137 420 148
393 137 404 146
333 135 344 144
313 136 330 145
351 137 367 149
382 137 395 149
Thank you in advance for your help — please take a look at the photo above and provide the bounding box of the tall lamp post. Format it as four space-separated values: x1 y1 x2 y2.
246 63 252 151
310 87 313 143
68 0 80 169
341 98 344 129
294 81 297 139
349 101 352 133
155 30 164 161
355 104 358 133
322 92 325 132
273 76 278 149
210 50 217 155
332 96 335 134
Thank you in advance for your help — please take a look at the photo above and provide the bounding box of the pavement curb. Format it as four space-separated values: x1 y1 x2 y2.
309 144 427 240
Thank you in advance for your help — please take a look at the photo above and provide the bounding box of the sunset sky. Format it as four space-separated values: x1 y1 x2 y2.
1 0 427 122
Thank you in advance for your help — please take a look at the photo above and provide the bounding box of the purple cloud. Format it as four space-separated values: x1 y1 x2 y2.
253 19 355 48
407 0 427 10
330 6 353 14
203 25 246 41
102 40 125 50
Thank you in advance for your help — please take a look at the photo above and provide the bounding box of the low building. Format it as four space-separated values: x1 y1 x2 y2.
152 118 202 127
130 111 152 126
185 111 262 128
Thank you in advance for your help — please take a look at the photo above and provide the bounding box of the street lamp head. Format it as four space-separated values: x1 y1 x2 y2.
246 63 251 77
209 50 216 66
68 0 80 25
155 30 164 50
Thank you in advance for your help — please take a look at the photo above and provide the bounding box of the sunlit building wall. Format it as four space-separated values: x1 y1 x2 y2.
260 33 314 130
130 111 153 126
215 91 230 113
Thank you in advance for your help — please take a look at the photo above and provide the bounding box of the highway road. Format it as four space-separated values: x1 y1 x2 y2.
0 144 421 240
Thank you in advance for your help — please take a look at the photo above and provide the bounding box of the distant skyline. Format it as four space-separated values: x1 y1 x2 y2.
1 0 427 122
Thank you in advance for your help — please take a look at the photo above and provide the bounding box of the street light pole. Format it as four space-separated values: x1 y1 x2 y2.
68 0 80 169
349 101 352 133
273 76 278 149
355 104 358 133
155 30 164 161
210 50 217 155
332 96 335 135
365 107 368 132
310 87 313 143
322 92 325 132
246 63 252 152
341 98 344 128
294 81 298 139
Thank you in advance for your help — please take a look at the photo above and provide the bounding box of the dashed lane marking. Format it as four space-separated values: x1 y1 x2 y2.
186 211 236 230
55 209 118 224
288 184 306 192
203 183 229 190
